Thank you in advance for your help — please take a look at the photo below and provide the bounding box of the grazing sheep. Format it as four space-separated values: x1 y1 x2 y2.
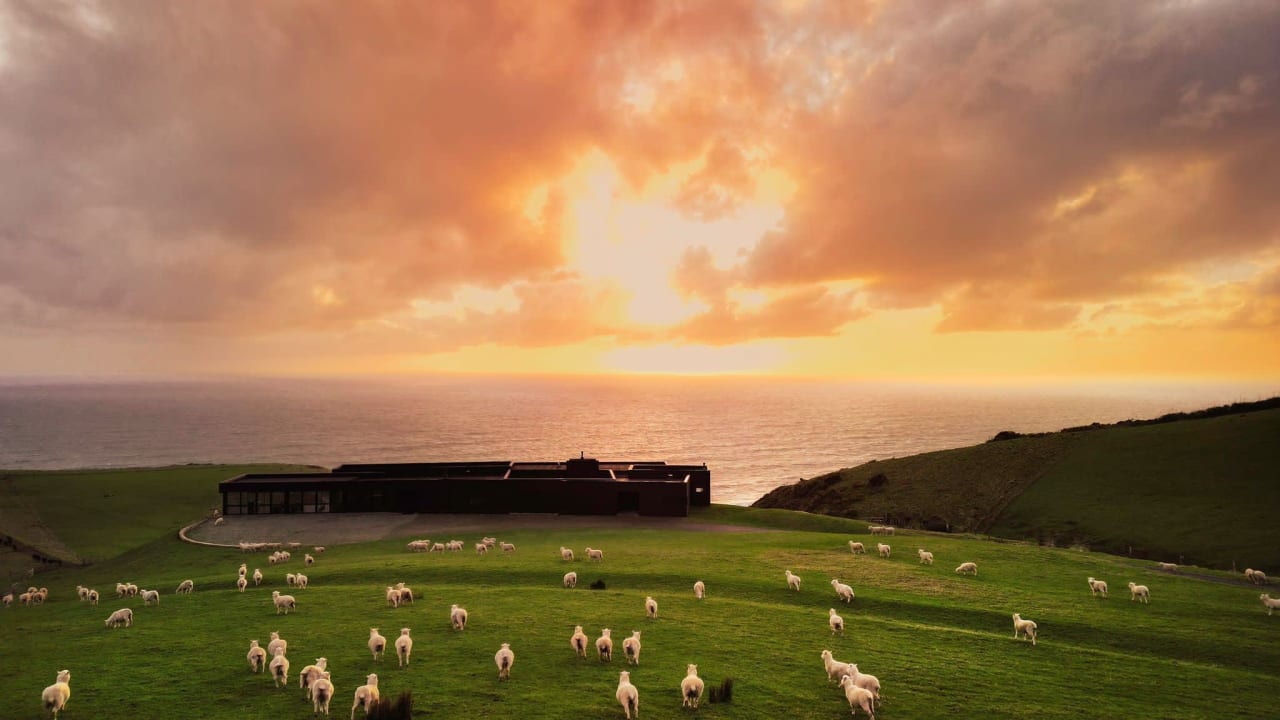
451 604 468 631
1157 562 1178 572
681 664 705 709
1250 570 1269 585
586 547 604 561
623 631 642 665
41 669 72 719
829 608 844 635
141 589 160 606
560 546 575 561
1087 577 1109 597
785 569 802 591
955 562 978 576
19 591 33 606
1260 593 1280 615
385 587 402 608
176 579 194 594
596 628 613 661
394 582 413 603
849 541 866 555
495 642 514 680
395 628 413 667
1128 582 1150 604
2 592 12 607
501 542 516 553
821 649 851 684
571 625 589 658
616 670 639 720
838 675 876 719
238 563 247 577
115 582 128 598
253 568 263 586
1012 613 1037 645
475 543 488 555
877 543 891 559
564 571 578 589
846 663 881 704
351 673 380 720
312 671 335 715
645 595 658 620
247 640 267 672
86 589 99 606
272 590 297 614
300 657 328 698
268 632 288 658
694 580 705 599
368 628 386 661
295 573 309 590
105 608 133 628
917 549 934 565
305 553 315 567
831 579 855 604
269 647 290 688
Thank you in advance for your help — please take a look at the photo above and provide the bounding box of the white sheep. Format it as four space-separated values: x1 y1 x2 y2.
114 582 127 598
351 673 380 720
272 590 297 614
495 642 514 680
918 549 934 565
785 569 802 591
238 563 247 577
829 607 844 635
287 573 298 586
269 647 291 688
623 630 642 665
451 603 468 631
3 592 13 606
560 546 575 561
956 562 978 576
314 546 326 554
126 582 138 596
1260 593 1280 615
1087 577 1108 597
406 540 430 552
394 582 413 603
645 595 658 620
1157 562 1178 572
176 579 194 594
694 580 705 599
831 578 855 604
40 669 71 720
395 628 413 667
616 670 639 720
105 607 133 628
237 576 248 593
77 585 89 601
368 628 386 661
87 589 99 606
385 587 402 608
1250 570 1269 585
295 573 309 589
681 664 705 709
847 663 881 704
447 540 464 552
253 568 263 586
1128 582 1150 604
586 547 604 561
596 628 613 661
247 640 267 672
300 657 328 698
839 675 877 719
482 536 497 547
877 543 891 558
312 671 335 715
571 625 589 658
849 541 866 555
475 543 488 555
501 542 516 553
214 517 225 526
429 542 445 553
305 553 315 567
141 589 160 606
33 587 48 605
267 631 287 658
869 525 883 535
1012 613 1037 645
564 571 578 589
820 649 851 684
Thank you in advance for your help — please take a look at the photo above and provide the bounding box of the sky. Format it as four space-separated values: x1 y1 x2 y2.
2 0 1278 380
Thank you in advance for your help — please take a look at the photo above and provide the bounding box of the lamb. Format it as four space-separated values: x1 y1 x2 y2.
1128 582 1150 604
247 640 267 672
1260 593 1280 615
272 590 297 614
475 543 488 555
917 549 934 565
586 547 604 561
623 630 642 665
105 607 133 628
681 664 705 709
351 673 380 720
785 569 802 591
846 663 881 705
1012 613 1037 645
494 642 514 680
829 608 844 635
87 589 99 605
694 580 705 599
267 631 287 658
253 568 263 586
451 604 468 631
831 578 855 604
1157 562 1178 572
385 587 402 608
821 649 851 684
141 589 160 606
564 571 578 589
368 628 386 661
1087 577 1109 597
616 670 640 720
645 595 658 620
305 553 315 567
571 625 589 658
395 628 413 667
312 671 335 715
877 543 891 558
838 675 877 719
849 541 866 555
596 628 613 661
295 573 309 589
501 542 516 553
560 546 575 561
955 562 978 576
41 669 71 719
394 582 413 603
176 579 194 594
269 647 291 688
300 657 328 698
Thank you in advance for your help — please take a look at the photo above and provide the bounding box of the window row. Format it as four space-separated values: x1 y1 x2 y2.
223 490 331 515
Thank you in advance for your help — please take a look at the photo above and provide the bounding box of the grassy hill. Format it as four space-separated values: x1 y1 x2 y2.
1 486 1276 719
753 405 1280 570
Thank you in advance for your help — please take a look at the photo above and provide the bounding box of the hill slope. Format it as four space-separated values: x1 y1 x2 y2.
754 405 1280 569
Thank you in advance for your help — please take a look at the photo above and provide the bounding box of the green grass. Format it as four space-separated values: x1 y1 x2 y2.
755 407 1280 569
3 508 1278 719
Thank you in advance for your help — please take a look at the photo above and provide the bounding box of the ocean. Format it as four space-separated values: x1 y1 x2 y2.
0 376 1275 505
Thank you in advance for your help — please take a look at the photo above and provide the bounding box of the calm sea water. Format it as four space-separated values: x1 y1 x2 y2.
0 376 1275 505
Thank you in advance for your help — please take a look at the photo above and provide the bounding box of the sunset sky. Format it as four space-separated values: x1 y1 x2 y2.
2 1 1278 380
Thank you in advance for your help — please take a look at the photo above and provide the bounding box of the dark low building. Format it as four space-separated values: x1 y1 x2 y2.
218 457 711 517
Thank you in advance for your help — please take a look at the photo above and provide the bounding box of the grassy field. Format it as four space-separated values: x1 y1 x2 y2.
2 500 1277 718
754 407 1280 569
